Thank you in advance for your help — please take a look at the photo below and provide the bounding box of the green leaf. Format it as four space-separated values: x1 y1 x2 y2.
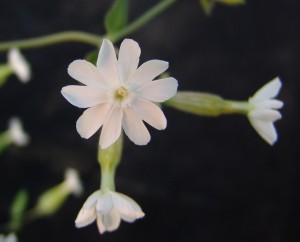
216 0 245 6
85 49 99 65
8 189 29 232
199 0 216 15
104 0 128 34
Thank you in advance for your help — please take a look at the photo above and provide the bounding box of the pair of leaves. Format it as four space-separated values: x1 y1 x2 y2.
200 0 245 15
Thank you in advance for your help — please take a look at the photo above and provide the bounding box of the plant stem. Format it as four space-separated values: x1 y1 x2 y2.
0 31 102 51
106 0 177 42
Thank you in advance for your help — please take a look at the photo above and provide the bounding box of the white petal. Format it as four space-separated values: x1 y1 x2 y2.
97 39 119 83
248 119 278 145
75 206 97 228
128 60 169 86
8 48 31 83
111 191 145 222
96 214 106 234
99 209 121 233
131 99 166 130
68 60 107 88
99 106 123 149
82 191 101 209
138 77 178 102
252 77 282 101
64 168 83 196
76 103 111 139
118 39 140 83
122 108 150 145
61 85 109 108
8 117 29 146
5 234 17 242
96 192 113 214
253 99 284 109
249 109 282 122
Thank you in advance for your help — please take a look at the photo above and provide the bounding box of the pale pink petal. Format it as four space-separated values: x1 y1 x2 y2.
131 99 166 130
96 215 106 234
122 108 150 145
68 60 107 88
248 119 278 145
118 39 140 83
97 39 119 83
128 60 168 86
138 77 178 102
75 206 97 228
99 106 123 149
76 103 111 139
101 209 121 232
252 77 282 101
61 85 109 108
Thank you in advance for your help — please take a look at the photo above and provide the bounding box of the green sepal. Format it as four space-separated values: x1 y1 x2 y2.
85 49 99 65
104 0 129 34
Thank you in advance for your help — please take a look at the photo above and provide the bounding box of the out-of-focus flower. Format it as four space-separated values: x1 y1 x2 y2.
63 168 83 196
8 48 31 83
248 77 283 145
75 189 144 234
62 38 178 149
8 117 30 147
0 233 18 242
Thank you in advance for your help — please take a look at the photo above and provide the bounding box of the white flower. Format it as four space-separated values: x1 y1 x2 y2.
75 189 144 234
63 168 83 196
8 48 31 83
8 117 29 147
0 233 18 242
248 77 284 145
61 39 178 149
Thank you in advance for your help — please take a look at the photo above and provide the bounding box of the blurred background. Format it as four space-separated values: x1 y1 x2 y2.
0 0 299 241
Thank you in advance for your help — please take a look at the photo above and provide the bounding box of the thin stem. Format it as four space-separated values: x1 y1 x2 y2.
0 31 102 51
108 0 177 42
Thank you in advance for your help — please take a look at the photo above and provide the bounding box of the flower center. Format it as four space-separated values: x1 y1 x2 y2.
115 86 128 101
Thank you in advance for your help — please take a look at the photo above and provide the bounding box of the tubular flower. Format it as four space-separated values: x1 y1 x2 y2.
61 39 178 149
248 77 284 145
75 190 144 234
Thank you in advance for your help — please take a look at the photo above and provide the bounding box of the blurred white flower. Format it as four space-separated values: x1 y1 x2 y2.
62 38 178 149
248 77 284 145
63 168 83 196
75 189 144 234
8 48 31 83
8 117 29 147
0 233 18 242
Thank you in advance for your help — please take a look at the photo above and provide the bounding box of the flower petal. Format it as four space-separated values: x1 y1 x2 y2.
249 109 282 122
100 209 121 233
110 192 145 222
68 60 107 88
131 99 166 130
248 119 278 145
253 99 284 110
75 206 97 228
8 48 31 83
76 103 111 139
122 108 150 146
138 77 178 102
96 192 113 214
252 77 282 101
99 106 123 149
96 214 106 234
97 39 119 83
118 39 140 83
61 85 109 108
128 60 169 86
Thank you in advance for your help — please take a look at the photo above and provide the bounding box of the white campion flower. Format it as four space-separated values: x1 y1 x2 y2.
61 39 178 149
8 48 31 83
8 117 30 147
248 77 284 145
0 233 18 242
75 189 144 234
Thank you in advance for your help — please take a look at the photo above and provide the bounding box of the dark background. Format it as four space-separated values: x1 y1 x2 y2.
0 0 299 241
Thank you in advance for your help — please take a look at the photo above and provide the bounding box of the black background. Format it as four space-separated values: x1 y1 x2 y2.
0 0 299 241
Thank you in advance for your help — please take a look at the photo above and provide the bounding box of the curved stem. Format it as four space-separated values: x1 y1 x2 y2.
108 0 177 43
0 31 102 51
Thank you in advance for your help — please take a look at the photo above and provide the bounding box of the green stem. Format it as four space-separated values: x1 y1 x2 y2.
108 0 177 42
0 31 102 51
